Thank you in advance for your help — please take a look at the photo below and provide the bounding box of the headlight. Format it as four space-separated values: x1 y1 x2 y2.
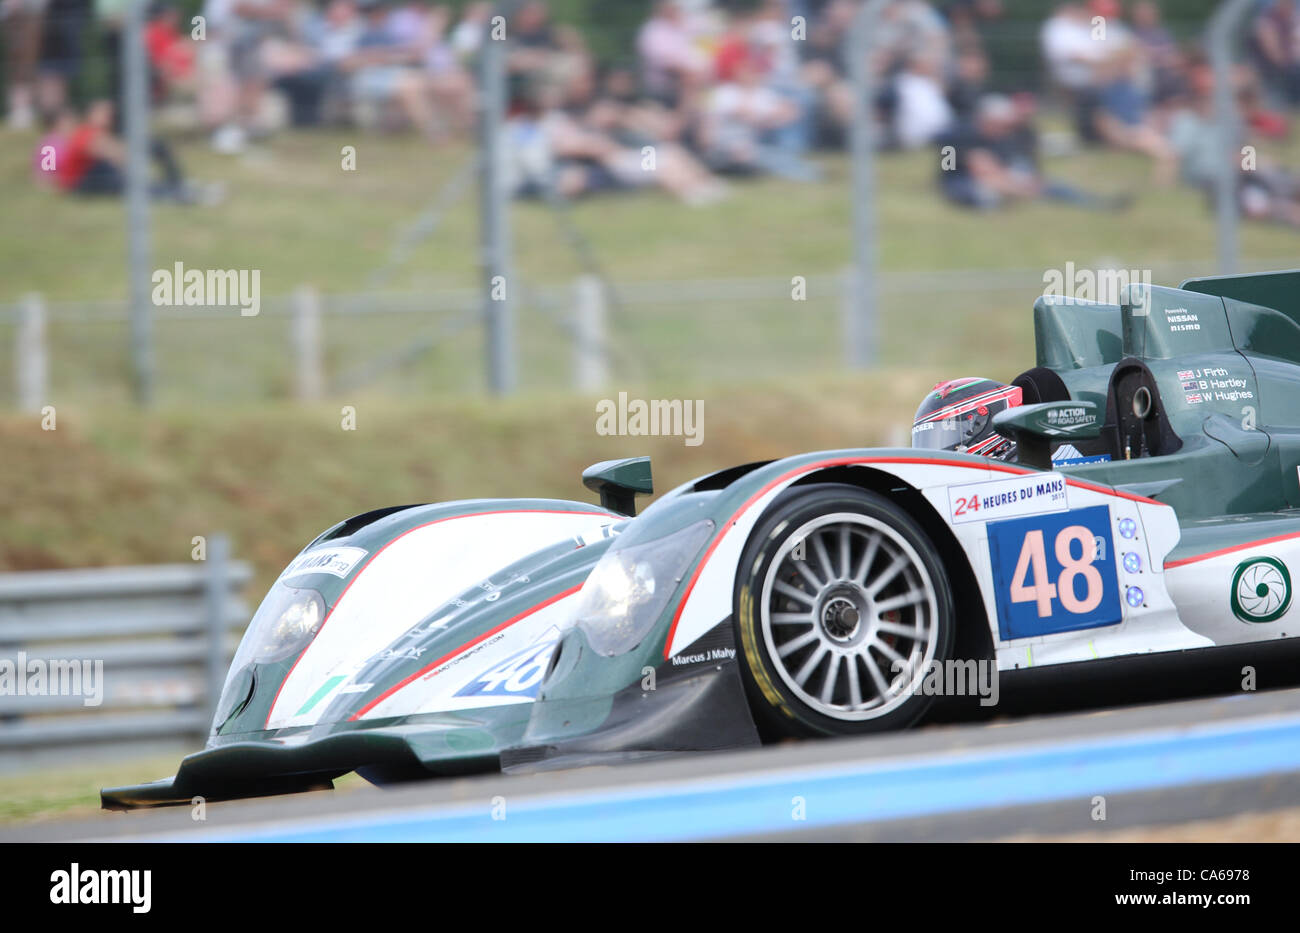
212 584 326 735
233 584 326 666
575 519 714 657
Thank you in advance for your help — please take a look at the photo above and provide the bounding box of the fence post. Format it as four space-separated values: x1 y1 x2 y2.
16 293 47 414
478 3 519 395
573 275 608 391
203 533 231 736
845 0 888 370
292 285 323 401
123 0 155 407
1209 0 1255 275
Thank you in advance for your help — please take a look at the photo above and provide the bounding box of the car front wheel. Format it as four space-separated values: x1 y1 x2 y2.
733 484 955 738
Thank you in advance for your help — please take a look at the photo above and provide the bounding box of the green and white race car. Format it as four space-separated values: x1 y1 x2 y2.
104 268 1300 808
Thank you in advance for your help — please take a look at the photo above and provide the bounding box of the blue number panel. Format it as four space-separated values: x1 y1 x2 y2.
987 504 1122 640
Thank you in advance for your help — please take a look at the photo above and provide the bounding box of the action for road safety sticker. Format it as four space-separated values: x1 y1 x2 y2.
947 472 1067 525
280 545 368 580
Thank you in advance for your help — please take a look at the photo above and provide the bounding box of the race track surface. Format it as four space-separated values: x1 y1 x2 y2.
9 684 1300 842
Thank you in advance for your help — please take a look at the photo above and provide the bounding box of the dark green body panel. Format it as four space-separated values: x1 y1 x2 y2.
1038 281 1300 521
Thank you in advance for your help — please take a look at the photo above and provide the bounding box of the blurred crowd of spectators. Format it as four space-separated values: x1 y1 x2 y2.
1031 0 1300 223
4 0 1300 223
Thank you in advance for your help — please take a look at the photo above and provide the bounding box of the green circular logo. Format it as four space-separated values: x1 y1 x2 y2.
1230 557 1292 623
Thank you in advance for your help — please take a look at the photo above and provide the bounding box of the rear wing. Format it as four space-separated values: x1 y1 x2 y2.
1181 270 1300 327
1180 270 1300 368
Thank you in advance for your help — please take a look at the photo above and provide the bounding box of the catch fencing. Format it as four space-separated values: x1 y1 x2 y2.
3 260 1291 408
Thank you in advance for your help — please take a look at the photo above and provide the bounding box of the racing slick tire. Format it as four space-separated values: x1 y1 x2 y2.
733 483 956 738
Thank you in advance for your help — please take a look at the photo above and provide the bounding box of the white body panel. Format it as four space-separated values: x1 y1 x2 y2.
356 603 577 720
666 457 1220 670
1166 538 1300 644
267 510 613 729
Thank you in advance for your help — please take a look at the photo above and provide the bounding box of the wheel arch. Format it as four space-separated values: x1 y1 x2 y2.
785 465 994 665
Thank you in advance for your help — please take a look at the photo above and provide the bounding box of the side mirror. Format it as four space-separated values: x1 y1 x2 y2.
993 401 1100 470
582 457 653 516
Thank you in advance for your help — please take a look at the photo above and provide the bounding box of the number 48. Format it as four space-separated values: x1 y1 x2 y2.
1010 526 1104 618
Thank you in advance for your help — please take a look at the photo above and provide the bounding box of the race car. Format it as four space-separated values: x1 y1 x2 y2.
103 268 1300 808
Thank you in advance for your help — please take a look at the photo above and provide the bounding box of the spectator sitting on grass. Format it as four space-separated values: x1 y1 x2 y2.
256 0 347 128
215 0 295 152
504 75 726 206
936 93 1129 211
1041 2 1110 127
947 44 990 123
637 0 710 110
507 0 589 88
1042 0 1175 183
1239 74 1291 139
3 0 45 129
1084 0 1176 185
591 64 692 147
1130 0 1184 110
894 51 954 149
566 64 727 205
342 0 438 137
699 53 822 182
35 100 219 203
418 3 475 137
796 0 856 146
145 3 197 99
1168 58 1300 229
1248 0 1300 107
749 0 819 154
875 0 952 78
449 0 491 64
943 0 1004 54
36 0 94 119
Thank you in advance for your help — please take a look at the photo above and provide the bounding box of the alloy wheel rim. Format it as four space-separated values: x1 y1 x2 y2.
759 512 939 721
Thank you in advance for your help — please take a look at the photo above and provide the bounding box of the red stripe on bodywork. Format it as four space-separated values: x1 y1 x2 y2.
661 454 1164 659
1164 531 1300 569
265 508 612 728
348 583 583 721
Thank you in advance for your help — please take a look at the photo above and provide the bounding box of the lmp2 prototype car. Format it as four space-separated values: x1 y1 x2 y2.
105 268 1300 808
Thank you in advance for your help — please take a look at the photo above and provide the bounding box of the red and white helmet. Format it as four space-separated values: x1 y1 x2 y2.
911 377 1023 460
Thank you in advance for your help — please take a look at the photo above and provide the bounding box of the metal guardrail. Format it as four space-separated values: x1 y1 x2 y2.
0 536 251 752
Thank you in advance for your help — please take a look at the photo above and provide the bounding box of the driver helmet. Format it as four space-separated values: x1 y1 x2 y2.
911 377 1023 460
